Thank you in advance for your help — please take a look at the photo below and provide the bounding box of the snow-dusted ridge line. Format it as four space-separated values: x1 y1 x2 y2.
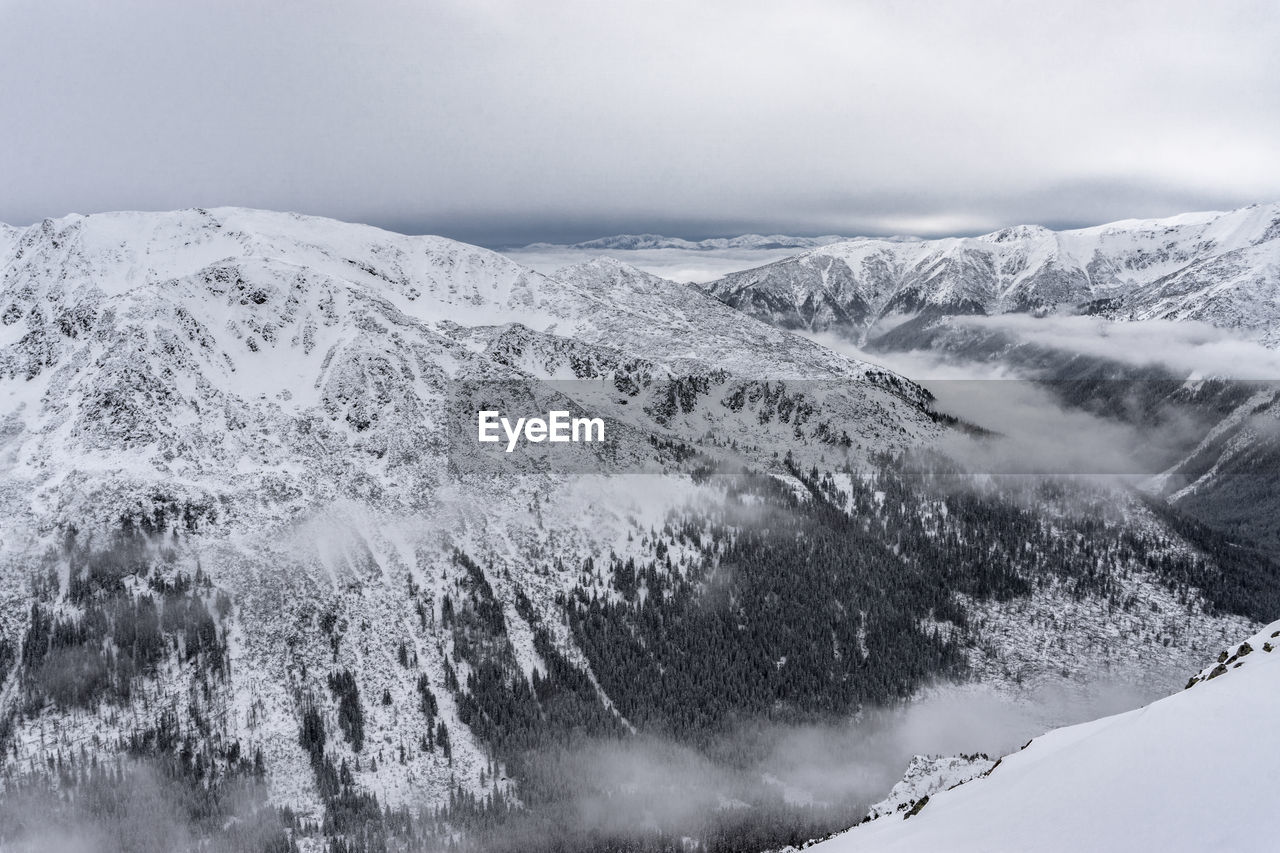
809 618 1280 853
1185 619 1280 688
519 232 852 251
0 206 943 573
698 201 1280 345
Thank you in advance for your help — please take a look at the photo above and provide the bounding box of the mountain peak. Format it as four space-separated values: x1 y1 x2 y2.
976 223 1055 244
554 255 654 281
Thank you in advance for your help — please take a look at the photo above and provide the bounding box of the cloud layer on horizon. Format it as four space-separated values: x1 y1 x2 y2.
2 1 1278 244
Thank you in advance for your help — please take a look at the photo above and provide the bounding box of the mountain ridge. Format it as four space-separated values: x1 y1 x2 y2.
695 202 1280 344
519 233 852 251
0 206 952 827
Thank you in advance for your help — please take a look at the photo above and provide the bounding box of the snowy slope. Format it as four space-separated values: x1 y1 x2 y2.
1107 241 1280 346
698 203 1280 342
549 257 919 382
812 620 1280 853
0 208 932 530
861 754 995 822
0 208 943 821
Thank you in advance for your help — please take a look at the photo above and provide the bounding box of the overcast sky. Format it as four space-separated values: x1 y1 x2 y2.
2 0 1277 245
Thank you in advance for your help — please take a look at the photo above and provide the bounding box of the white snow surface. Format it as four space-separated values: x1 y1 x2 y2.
812 619 1280 853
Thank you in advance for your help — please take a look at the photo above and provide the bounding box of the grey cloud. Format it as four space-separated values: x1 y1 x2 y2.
2 1 1278 243
806 324 1233 476
464 678 1173 849
952 315 1280 381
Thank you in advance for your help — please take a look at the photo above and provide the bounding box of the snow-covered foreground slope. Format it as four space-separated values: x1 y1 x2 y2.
813 620 1280 853
699 203 1280 343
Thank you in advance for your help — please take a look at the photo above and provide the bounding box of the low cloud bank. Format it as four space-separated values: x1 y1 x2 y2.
478 676 1171 851
953 314 1280 381
808 315 1278 476
808 332 1196 476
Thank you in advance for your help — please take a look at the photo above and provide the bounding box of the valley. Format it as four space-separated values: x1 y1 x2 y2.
0 206 1276 852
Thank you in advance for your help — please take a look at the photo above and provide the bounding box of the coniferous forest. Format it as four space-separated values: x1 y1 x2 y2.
3 449 1278 853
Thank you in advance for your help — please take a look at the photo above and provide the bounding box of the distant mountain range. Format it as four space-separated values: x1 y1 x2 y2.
695 203 1280 345
519 232 853 251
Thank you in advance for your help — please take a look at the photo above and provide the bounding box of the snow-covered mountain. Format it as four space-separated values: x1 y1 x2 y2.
0 209 931 528
0 208 977 841
0 209 938 816
1099 238 1280 345
520 233 850 251
0 208 1272 851
697 203 1280 343
811 619 1280 853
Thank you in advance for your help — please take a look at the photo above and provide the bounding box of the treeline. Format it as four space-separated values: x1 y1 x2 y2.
0 526 297 852
372 450 1280 852
1139 491 1280 621
0 755 298 853
444 551 623 803
10 449 1278 853
568 459 972 741
18 529 230 714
